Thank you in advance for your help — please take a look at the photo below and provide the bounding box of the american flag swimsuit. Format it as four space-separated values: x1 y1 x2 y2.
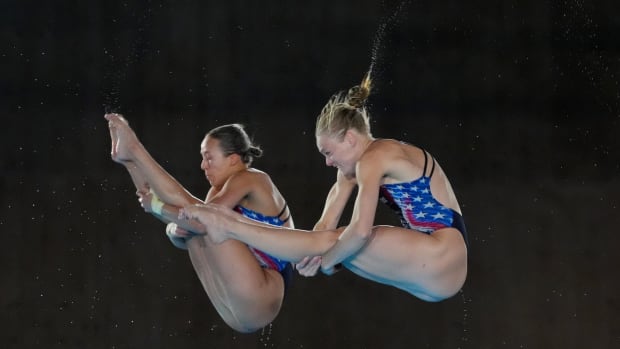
378 149 468 245
233 205 291 272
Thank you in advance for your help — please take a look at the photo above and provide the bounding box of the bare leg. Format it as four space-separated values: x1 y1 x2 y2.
187 236 285 332
105 113 202 206
180 204 467 301
122 161 149 193
343 226 468 301
180 203 339 262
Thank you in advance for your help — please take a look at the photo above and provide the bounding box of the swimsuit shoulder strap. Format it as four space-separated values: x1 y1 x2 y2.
420 148 436 178
277 202 290 223
421 148 429 176
428 153 436 178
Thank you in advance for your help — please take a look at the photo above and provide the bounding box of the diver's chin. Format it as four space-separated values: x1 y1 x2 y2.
205 175 215 186
340 167 355 178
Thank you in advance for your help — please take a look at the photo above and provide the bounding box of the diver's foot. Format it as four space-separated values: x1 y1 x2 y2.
104 113 141 163
179 204 232 244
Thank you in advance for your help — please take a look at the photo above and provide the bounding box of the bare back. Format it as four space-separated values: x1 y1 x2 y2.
363 139 461 215
206 168 293 229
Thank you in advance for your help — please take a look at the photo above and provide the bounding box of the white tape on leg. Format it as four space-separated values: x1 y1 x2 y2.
165 222 188 250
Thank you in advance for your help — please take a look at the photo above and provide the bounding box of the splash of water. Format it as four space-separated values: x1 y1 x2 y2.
101 2 160 114
367 0 411 85
554 0 619 116
459 288 471 346
258 322 274 347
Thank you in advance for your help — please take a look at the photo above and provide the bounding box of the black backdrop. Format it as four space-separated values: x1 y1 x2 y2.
2 0 619 348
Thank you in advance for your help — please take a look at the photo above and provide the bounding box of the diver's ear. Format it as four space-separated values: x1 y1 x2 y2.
227 153 242 166
343 129 357 147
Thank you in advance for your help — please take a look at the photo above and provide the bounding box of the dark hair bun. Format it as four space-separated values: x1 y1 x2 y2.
247 146 263 159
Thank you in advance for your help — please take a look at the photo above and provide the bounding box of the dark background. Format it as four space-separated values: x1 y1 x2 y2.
2 0 619 348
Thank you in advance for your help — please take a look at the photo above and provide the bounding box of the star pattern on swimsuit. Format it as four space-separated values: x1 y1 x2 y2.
432 212 446 220
380 176 454 232
234 205 289 271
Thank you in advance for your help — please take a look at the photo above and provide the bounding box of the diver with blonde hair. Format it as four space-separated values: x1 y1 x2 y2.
180 71 468 302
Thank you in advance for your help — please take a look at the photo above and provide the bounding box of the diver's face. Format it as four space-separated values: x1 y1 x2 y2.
200 136 233 187
316 132 357 175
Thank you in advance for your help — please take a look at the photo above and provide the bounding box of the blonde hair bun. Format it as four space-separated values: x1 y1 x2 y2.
345 72 372 108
